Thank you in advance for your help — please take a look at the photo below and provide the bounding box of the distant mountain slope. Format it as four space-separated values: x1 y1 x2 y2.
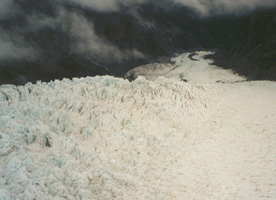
0 1 275 85
209 8 276 80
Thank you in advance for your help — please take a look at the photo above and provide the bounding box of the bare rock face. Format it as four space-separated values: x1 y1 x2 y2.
208 8 276 81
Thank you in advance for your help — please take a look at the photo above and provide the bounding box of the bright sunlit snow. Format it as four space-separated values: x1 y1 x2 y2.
1 52 276 199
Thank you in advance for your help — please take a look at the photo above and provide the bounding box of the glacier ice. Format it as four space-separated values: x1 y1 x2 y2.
125 51 245 83
1 54 276 199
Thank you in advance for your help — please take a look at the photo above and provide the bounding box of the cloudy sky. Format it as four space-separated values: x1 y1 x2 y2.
1 0 276 19
64 0 276 15
172 0 276 16
0 0 275 64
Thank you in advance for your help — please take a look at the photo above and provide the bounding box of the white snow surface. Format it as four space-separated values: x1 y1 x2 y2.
1 52 276 199
125 51 246 83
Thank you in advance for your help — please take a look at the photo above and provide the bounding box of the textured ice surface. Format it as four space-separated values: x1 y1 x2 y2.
1 62 276 199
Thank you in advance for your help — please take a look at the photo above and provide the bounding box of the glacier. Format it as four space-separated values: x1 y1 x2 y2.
125 51 245 83
1 52 276 199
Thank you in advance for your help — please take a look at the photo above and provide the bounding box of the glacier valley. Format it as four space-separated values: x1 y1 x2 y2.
0 52 276 199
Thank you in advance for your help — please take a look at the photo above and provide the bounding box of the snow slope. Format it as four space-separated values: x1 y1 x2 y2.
1 57 276 199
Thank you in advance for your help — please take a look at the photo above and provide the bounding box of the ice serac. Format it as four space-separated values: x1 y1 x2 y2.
1 65 276 199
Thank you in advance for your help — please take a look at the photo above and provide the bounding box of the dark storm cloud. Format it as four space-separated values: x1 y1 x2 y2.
0 30 39 61
0 0 14 19
172 0 276 16
0 0 39 62
64 0 121 11
26 8 145 61
0 0 275 64
59 10 145 61
64 0 147 12
62 0 276 16
0 0 145 64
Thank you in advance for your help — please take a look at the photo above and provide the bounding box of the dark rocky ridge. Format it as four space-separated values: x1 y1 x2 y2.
0 1 275 85
207 8 276 80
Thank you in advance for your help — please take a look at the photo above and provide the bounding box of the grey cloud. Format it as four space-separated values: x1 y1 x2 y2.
1 0 275 66
25 7 145 62
0 30 39 61
172 0 276 16
0 0 18 19
65 0 120 12
0 0 12 16
64 0 147 12
64 12 144 62
64 0 276 16
26 14 57 32
0 1 39 62
127 8 156 29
